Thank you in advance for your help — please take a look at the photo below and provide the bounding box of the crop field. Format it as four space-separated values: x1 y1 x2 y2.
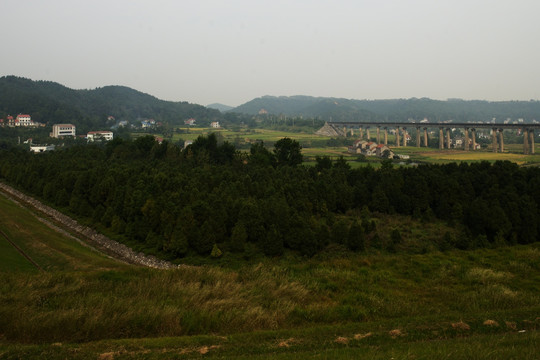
1 190 539 359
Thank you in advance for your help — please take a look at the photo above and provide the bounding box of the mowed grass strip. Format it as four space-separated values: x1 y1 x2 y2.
0 193 124 272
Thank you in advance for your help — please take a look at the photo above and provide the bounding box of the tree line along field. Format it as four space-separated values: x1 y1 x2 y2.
0 190 539 359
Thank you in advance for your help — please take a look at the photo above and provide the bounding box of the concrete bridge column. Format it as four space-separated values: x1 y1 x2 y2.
343 127 347 137
499 129 504 152
416 127 421 147
530 130 535 154
359 128 363 140
492 128 498 153
472 129 477 150
523 129 529 155
377 127 381 144
384 128 388 145
464 128 469 151
396 127 401 147
350 128 354 136
423 128 428 147
439 128 444 149
446 128 451 149
403 129 408 147
366 128 371 141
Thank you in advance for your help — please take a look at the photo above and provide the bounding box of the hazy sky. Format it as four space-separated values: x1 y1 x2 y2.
2 0 540 106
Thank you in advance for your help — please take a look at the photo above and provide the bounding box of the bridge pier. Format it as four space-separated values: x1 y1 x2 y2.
403 129 408 147
366 128 371 141
396 127 400 147
464 128 469 151
416 127 421 147
377 127 381 143
446 128 451 149
523 129 529 155
492 128 498 153
439 128 444 149
423 128 428 147
530 130 535 154
472 129 477 150
384 128 388 145
350 128 354 136
499 129 504 152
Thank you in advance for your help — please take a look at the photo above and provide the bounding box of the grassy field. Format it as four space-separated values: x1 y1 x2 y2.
1 191 539 359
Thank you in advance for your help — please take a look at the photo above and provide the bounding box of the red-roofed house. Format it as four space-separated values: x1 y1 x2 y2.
16 114 32 126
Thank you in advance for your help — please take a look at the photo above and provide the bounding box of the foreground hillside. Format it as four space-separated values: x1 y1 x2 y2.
0 190 539 358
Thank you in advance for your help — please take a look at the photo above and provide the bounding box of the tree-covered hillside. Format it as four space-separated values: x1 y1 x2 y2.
232 95 540 123
0 76 221 132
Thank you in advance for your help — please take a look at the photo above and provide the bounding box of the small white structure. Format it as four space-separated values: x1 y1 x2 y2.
30 144 55 153
210 121 220 128
87 131 114 141
51 124 76 138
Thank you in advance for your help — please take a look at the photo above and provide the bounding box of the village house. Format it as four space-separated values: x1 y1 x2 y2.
210 121 220 128
376 144 394 158
15 114 33 126
50 124 76 138
184 118 196 126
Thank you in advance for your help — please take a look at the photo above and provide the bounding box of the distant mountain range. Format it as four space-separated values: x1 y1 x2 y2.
2 77 540 132
207 103 234 112
231 95 540 123
0 76 221 132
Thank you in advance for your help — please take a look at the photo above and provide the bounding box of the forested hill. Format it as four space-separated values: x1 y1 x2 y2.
0 76 221 131
232 95 540 123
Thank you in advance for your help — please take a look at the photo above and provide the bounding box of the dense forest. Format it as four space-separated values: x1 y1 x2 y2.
0 135 538 259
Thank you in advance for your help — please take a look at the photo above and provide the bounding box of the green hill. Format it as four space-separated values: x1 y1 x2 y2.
232 95 540 123
0 76 221 132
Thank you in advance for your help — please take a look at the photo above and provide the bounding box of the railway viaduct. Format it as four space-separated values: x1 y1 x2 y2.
318 122 540 154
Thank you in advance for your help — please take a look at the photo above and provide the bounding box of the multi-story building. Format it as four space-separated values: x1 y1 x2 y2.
15 114 33 126
50 124 76 138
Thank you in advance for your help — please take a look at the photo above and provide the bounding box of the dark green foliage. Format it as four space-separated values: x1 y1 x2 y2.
0 137 538 260
347 221 365 252
273 138 303 166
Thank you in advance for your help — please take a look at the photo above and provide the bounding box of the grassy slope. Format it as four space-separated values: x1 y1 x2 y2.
1 190 539 359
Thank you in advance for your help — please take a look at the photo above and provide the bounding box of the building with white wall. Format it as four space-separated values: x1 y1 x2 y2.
87 131 113 141
50 124 76 138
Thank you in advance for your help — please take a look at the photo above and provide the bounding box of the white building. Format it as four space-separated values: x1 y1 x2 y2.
15 114 33 126
30 144 55 153
87 131 114 141
210 121 220 128
50 124 76 138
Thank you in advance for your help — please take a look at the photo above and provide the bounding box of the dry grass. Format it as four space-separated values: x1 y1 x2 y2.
451 321 471 331
483 319 499 327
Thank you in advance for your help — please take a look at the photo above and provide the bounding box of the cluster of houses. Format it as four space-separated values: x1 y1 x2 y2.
0 114 45 127
348 140 395 158
184 118 221 128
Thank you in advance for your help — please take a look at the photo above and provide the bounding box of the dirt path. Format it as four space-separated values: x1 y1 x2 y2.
0 181 177 269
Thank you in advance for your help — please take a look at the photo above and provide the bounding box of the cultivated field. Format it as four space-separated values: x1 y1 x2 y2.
1 191 539 359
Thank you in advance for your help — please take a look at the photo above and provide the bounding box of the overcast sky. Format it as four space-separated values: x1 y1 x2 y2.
2 0 540 106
